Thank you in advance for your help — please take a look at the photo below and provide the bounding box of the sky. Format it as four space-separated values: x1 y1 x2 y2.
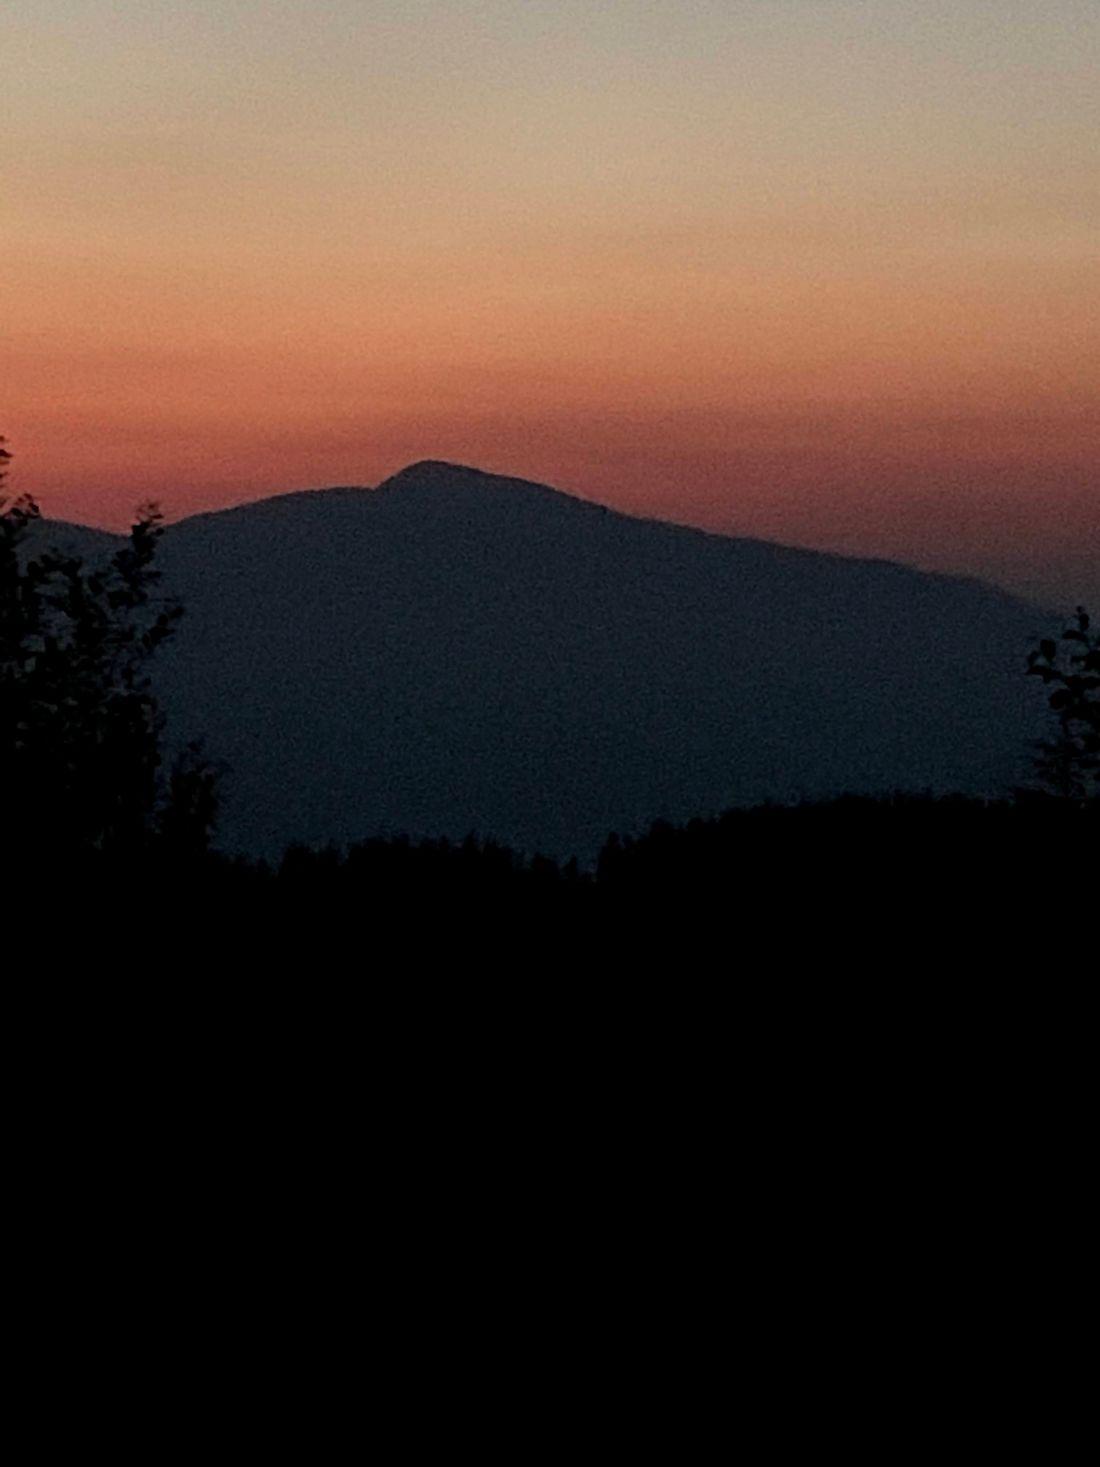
3 0 1097 607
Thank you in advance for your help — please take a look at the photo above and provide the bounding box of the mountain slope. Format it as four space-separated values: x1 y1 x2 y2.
141 461 1050 859
22 519 124 561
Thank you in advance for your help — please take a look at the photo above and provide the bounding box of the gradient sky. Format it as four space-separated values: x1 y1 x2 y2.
3 0 1097 606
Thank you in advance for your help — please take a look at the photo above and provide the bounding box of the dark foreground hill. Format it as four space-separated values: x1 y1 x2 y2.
41 462 1055 859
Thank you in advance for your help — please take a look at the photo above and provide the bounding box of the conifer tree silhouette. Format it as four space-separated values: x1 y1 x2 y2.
1027 608 1100 801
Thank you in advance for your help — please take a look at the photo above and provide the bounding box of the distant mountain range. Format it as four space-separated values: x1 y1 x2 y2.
34 461 1053 859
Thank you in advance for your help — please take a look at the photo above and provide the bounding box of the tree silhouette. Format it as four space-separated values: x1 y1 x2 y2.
1 445 218 872
1027 607 1099 801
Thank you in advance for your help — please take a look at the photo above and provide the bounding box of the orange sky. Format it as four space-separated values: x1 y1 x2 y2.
3 1 1097 606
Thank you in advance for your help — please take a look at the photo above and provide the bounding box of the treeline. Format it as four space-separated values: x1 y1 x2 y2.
20 792 1093 964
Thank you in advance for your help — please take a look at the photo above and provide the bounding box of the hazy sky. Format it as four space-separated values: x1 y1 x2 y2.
3 1 1097 605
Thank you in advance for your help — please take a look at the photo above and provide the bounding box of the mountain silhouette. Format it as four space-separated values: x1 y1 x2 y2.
23 520 122 561
35 461 1052 859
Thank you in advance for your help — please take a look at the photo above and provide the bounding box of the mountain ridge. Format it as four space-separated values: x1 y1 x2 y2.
32 461 1049 614
20 461 1054 860
153 464 1052 857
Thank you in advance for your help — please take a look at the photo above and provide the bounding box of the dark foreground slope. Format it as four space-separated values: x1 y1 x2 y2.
137 461 1052 860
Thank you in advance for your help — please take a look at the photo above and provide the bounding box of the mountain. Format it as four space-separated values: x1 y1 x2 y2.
22 519 123 561
100 459 1052 861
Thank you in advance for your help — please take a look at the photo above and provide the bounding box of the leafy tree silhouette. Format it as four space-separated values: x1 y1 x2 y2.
1 440 218 873
1027 607 1099 801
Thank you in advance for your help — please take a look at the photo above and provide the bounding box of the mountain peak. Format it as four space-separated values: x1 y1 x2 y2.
391 459 485 480
377 460 567 501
